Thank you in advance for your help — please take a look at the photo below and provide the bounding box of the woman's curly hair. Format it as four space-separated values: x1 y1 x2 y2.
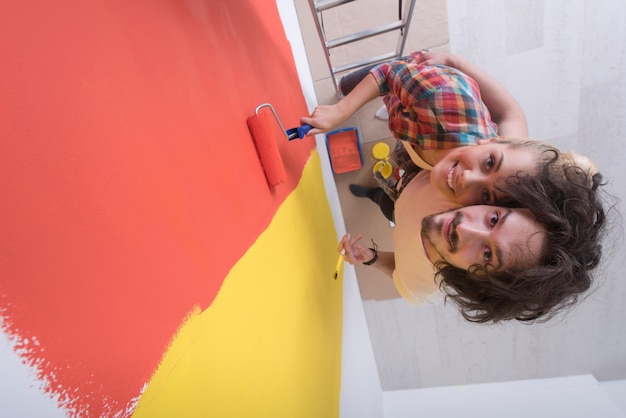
434 147 608 323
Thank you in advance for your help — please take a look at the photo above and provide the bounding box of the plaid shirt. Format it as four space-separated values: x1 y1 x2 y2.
370 52 499 149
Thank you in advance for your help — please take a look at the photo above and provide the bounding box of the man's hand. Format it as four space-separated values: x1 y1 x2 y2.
337 233 376 265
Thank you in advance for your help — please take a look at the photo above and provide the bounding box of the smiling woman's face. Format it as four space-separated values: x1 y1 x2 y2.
429 142 539 205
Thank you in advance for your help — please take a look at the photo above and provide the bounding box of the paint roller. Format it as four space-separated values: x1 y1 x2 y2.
247 103 313 187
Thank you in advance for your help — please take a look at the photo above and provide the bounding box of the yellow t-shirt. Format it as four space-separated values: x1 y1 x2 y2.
392 170 460 304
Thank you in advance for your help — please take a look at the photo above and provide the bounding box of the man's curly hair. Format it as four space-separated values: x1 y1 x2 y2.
434 149 607 323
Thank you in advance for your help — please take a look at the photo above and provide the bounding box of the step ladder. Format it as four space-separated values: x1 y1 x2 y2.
307 0 417 93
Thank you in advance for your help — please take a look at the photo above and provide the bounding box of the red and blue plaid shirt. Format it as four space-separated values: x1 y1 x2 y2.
371 52 499 149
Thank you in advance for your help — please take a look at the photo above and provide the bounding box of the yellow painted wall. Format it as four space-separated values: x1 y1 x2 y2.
133 151 343 418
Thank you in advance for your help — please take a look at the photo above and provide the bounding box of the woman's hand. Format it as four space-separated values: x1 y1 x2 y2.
302 72 381 136
300 103 348 136
337 233 375 265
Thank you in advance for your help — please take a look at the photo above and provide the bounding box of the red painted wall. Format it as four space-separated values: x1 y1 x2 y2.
0 0 314 415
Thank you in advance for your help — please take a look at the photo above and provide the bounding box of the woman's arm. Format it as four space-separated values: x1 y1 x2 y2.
418 51 529 137
301 74 381 136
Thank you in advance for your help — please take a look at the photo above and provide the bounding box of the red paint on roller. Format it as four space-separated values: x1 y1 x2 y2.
247 110 288 187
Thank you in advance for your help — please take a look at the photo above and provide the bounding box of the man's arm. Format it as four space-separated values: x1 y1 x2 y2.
418 52 529 137
301 74 380 136
368 250 395 278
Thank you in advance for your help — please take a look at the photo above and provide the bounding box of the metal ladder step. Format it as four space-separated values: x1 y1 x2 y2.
313 0 356 12
332 52 399 74
326 20 406 49
307 0 416 93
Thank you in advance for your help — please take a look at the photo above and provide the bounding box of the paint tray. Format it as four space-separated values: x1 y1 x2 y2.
325 127 363 174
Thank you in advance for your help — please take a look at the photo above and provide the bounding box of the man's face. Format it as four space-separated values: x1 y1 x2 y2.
421 205 546 272
429 142 538 205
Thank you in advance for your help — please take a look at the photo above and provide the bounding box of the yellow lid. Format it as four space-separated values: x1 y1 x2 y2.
371 142 390 160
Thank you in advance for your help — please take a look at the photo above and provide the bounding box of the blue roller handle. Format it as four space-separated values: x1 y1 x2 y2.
286 124 313 141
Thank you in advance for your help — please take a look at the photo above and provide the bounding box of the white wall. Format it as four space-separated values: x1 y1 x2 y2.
364 0 626 416
0 328 65 418
366 0 626 394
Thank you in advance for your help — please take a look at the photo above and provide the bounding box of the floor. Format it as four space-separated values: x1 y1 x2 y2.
295 0 626 394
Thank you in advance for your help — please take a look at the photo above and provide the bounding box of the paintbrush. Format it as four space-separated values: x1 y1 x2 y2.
333 249 345 280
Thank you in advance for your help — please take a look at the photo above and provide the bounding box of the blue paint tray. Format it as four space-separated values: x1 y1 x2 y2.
325 127 363 174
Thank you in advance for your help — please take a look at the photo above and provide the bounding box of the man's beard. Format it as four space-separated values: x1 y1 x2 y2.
421 210 464 261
